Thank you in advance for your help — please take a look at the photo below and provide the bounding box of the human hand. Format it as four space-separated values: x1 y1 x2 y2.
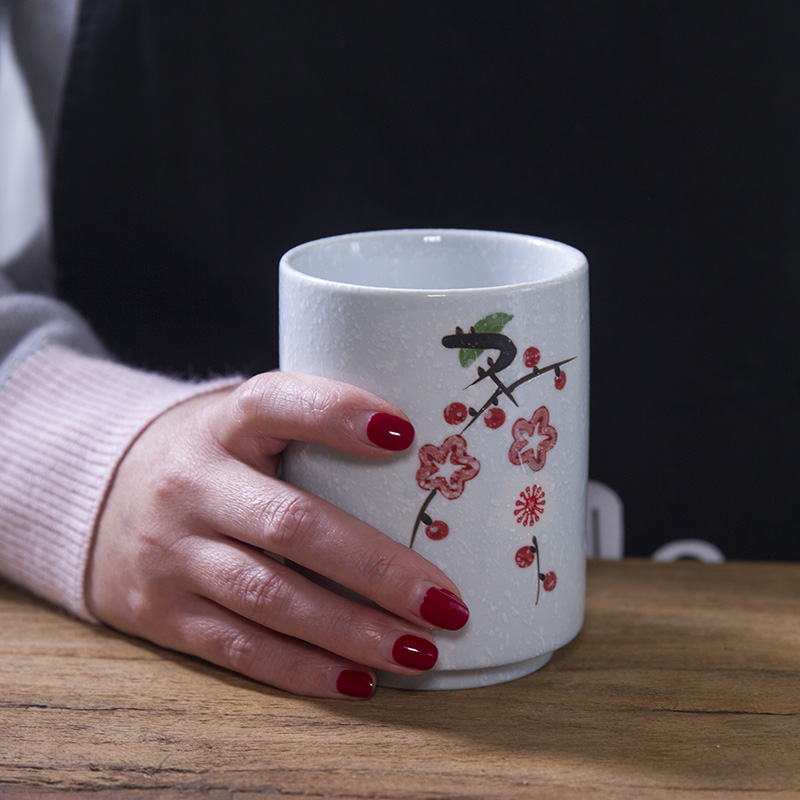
87 372 468 699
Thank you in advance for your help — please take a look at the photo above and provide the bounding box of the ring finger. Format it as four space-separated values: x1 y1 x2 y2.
183 534 440 676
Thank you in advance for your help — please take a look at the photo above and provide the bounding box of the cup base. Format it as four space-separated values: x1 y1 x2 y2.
376 651 553 691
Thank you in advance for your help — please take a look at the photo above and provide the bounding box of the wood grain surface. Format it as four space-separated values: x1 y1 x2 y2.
1 559 798 799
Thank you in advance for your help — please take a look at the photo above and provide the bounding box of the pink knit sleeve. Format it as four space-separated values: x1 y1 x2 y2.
0 345 241 621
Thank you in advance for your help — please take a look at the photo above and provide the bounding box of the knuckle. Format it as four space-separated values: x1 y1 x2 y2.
230 373 348 427
123 586 160 628
284 373 347 419
145 472 205 535
301 383 345 420
230 563 287 616
228 376 269 428
327 606 382 650
139 445 206 519
260 490 321 552
150 466 194 508
220 629 260 675
360 546 406 586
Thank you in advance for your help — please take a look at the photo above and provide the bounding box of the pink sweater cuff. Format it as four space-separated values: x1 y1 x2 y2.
0 346 241 621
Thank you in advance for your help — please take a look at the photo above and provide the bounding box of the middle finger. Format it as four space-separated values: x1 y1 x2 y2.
196 460 470 632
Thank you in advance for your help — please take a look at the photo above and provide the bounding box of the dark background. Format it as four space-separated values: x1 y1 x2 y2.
53 1 800 560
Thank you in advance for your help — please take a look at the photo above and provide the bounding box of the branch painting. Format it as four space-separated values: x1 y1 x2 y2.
410 313 574 603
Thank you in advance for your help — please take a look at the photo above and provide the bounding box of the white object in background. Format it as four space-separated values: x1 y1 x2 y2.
280 229 589 690
0 6 46 267
652 539 726 563
585 479 625 559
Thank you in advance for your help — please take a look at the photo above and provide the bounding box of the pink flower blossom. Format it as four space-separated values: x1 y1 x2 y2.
416 435 480 500
508 406 558 472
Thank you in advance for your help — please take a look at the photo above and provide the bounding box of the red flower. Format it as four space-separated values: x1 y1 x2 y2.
508 406 558 473
514 485 546 527
416 435 480 500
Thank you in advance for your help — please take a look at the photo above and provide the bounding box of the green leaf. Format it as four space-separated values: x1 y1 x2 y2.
459 349 480 368
458 312 514 367
474 312 514 333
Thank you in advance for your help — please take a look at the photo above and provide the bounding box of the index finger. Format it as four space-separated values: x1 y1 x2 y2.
211 372 416 464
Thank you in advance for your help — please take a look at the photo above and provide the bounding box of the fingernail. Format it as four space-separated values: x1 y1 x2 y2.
366 412 415 451
419 587 470 631
336 669 375 699
392 634 438 671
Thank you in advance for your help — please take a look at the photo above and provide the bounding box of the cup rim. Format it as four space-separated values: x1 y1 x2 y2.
279 228 587 294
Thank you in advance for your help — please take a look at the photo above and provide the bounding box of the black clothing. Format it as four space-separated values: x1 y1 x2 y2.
53 1 800 560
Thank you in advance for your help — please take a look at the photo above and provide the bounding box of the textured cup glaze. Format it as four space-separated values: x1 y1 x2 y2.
279 229 589 690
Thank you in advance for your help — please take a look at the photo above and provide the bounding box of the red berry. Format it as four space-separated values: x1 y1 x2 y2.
554 371 567 390
515 546 536 568
542 571 557 591
523 347 541 368
484 407 506 429
444 402 468 425
426 520 450 540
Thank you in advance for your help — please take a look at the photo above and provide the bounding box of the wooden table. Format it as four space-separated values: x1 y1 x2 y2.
1 559 798 799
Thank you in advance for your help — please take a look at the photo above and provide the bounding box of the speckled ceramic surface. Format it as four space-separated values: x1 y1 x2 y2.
279 230 589 690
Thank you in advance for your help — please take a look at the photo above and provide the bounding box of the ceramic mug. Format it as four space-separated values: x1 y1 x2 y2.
279 229 589 690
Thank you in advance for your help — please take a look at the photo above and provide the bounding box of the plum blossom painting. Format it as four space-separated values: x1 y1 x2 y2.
410 312 575 604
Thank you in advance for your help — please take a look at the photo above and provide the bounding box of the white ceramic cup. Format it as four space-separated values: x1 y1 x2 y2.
279 229 589 690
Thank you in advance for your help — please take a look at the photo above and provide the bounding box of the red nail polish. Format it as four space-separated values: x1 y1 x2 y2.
392 634 438 671
366 413 415 451
336 670 375 698
419 587 469 631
